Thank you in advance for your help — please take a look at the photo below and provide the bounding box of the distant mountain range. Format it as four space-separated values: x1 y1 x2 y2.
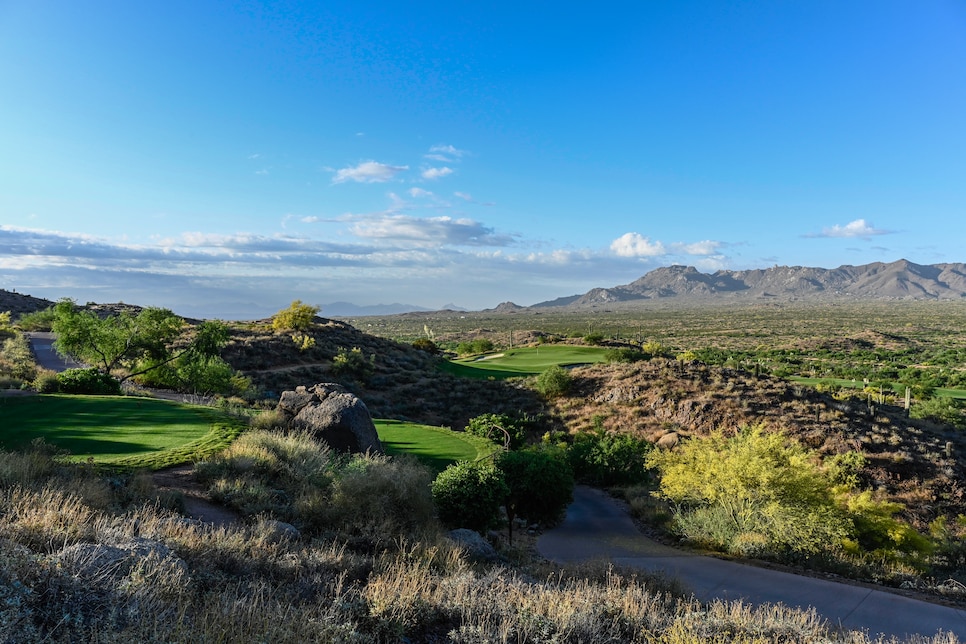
523 259 966 310
3 260 964 321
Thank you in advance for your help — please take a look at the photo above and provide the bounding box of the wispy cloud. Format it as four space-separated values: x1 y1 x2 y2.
346 214 515 247
808 218 892 239
424 144 467 163
421 166 454 180
332 161 409 184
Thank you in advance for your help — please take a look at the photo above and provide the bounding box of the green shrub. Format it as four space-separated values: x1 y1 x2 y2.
464 412 539 450
455 338 494 356
331 347 374 381
14 308 56 331
56 368 121 395
534 365 572 398
0 334 36 381
583 333 604 345
497 447 574 539
32 369 59 393
910 396 966 430
432 460 508 533
271 300 319 332
411 338 439 354
568 430 652 486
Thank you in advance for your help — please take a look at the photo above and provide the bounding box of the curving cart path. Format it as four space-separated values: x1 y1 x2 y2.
538 486 966 641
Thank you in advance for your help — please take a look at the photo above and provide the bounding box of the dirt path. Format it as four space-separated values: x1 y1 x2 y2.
152 465 241 527
538 486 966 640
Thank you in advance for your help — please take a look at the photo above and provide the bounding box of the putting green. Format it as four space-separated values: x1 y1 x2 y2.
375 419 497 473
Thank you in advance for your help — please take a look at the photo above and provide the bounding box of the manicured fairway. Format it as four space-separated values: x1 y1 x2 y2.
375 419 496 473
0 394 243 467
442 345 609 379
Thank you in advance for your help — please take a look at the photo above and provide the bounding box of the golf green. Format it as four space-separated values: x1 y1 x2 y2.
375 419 496 473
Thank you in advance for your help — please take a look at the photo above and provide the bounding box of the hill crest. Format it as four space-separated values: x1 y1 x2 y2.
533 259 966 308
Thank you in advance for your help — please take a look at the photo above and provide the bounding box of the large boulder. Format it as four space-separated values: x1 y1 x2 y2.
277 383 383 454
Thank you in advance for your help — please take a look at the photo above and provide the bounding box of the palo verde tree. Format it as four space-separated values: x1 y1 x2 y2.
646 425 851 560
50 299 232 385
272 300 320 333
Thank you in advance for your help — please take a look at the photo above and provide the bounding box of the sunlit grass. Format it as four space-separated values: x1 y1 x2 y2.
442 345 609 379
375 419 496 473
0 394 244 468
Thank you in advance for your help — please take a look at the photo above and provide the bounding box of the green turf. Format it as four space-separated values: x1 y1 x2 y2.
375 419 497 473
441 345 609 379
0 394 244 468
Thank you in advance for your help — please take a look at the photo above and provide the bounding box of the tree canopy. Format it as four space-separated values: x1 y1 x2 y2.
272 300 319 332
50 300 234 389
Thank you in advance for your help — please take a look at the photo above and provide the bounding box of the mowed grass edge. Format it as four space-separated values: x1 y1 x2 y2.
0 394 245 470
375 419 498 474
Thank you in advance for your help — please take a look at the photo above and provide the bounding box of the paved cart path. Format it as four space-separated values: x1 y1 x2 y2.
537 486 966 640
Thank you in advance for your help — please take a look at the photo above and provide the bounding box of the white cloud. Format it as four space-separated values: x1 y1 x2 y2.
332 161 409 184
424 144 467 162
347 214 514 247
454 192 473 201
610 233 667 257
675 240 722 255
421 166 454 180
813 218 891 239
409 187 434 198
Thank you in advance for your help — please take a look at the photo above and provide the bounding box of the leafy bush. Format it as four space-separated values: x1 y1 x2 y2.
411 338 439 354
56 368 122 395
496 447 574 539
455 338 494 356
431 460 508 533
0 334 36 381
464 412 539 450
567 429 652 486
14 307 56 331
604 347 646 363
32 369 59 393
911 396 966 430
271 299 319 332
646 426 851 561
534 365 572 398
583 333 604 345
331 347 374 381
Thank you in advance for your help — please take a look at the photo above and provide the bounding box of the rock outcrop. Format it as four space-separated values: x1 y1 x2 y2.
277 383 383 454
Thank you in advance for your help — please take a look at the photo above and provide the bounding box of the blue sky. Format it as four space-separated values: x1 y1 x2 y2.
2 2 965 319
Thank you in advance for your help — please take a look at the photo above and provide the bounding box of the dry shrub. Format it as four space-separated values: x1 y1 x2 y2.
326 453 435 542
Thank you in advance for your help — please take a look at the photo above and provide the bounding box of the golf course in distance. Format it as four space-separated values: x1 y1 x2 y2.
441 344 609 379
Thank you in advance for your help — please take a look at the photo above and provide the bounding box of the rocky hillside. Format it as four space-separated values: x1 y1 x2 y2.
533 259 966 308
553 359 966 531
222 318 545 430
0 289 54 318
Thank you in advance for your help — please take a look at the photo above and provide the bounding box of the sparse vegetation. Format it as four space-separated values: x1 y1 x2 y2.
2 294 965 639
